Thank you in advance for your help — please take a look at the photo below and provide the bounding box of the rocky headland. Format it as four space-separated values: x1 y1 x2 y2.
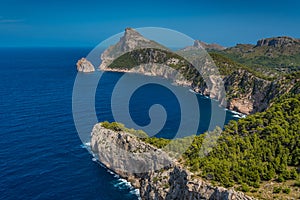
91 123 255 200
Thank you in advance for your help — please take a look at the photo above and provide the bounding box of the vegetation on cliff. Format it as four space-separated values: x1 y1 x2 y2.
99 94 300 199
108 48 273 80
100 121 148 138
184 94 300 188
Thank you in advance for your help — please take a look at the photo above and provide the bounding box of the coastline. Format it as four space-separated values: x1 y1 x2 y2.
90 124 255 200
82 142 142 199
100 68 249 117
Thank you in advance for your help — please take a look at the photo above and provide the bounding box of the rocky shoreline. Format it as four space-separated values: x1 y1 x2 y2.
91 123 255 200
101 66 248 117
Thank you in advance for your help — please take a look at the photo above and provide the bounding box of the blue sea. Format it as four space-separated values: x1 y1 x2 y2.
0 48 238 199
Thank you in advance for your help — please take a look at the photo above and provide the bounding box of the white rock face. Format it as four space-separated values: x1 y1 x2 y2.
76 58 95 72
91 124 255 200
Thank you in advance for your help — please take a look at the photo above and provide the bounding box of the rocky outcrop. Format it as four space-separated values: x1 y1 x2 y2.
180 40 225 52
193 40 226 51
100 27 168 70
256 36 300 48
76 58 95 72
91 124 255 200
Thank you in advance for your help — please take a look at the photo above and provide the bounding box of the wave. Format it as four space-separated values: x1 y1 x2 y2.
85 145 141 199
113 178 141 200
225 108 247 118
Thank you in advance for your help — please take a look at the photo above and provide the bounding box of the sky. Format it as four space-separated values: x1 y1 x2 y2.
0 0 300 47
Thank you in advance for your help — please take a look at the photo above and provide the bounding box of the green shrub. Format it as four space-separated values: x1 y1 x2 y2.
282 188 291 194
239 183 250 192
100 121 148 138
277 175 285 183
294 180 300 187
273 187 282 194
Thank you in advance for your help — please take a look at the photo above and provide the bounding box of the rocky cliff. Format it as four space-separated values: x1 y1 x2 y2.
91 123 255 200
100 27 168 70
76 58 95 72
256 36 300 48
224 70 282 114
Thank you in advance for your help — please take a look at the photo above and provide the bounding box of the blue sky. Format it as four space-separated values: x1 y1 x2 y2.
0 0 299 47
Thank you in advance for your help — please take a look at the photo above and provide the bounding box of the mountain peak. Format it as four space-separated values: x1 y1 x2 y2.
122 27 149 43
193 40 225 50
99 28 167 69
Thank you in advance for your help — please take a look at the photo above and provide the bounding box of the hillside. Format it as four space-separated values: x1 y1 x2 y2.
216 36 300 74
182 94 300 199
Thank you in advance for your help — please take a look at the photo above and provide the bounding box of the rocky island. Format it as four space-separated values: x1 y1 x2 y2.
76 57 95 72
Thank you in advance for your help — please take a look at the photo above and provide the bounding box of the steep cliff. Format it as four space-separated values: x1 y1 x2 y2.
91 123 254 200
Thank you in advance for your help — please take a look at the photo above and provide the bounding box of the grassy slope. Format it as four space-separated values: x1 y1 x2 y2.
108 48 275 80
214 43 300 75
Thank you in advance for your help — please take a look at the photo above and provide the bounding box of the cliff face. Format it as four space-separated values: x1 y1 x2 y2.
223 70 279 114
224 70 300 114
91 124 254 200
